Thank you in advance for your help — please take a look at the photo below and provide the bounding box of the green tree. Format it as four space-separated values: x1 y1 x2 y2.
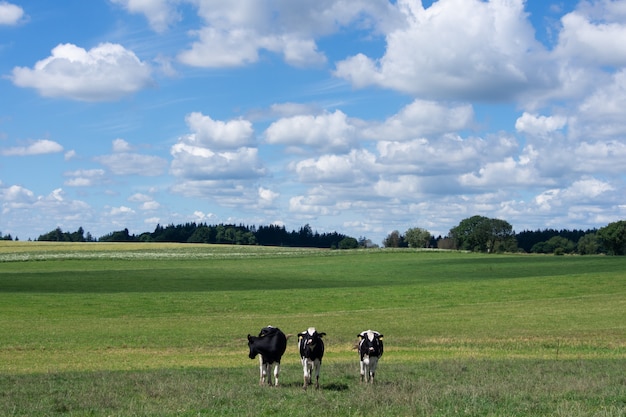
404 227 431 248
383 230 405 248
577 233 599 255
450 215 515 253
338 237 358 249
597 220 626 255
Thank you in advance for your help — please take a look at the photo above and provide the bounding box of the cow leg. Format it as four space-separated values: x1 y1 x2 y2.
313 359 322 389
273 363 281 387
259 357 268 385
369 356 379 384
360 358 367 382
302 358 311 390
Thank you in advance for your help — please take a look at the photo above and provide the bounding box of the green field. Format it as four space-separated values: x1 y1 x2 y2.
1 242 625 416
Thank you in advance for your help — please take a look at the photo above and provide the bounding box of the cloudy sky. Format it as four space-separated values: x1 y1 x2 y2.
1 0 625 244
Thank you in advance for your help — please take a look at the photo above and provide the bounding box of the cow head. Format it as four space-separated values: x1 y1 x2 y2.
358 330 383 358
247 334 259 359
298 327 326 358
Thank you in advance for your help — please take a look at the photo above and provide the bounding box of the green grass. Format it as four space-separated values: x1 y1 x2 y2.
1 242 625 416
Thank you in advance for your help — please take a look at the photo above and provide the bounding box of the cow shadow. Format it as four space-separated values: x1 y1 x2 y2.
321 382 349 391
278 381 349 391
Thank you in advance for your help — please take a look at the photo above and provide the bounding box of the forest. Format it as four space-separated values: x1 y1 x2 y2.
1 216 623 255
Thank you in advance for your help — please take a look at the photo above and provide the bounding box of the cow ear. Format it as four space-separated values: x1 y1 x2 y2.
357 334 364 339
320 332 326 337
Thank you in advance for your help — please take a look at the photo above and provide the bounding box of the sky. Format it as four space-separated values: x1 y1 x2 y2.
1 0 625 244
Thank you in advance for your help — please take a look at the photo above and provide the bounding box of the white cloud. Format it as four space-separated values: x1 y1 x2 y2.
515 112 567 136
11 43 152 101
95 153 167 176
1 139 63 156
184 112 254 150
377 133 517 175
289 195 332 216
458 157 540 188
64 169 106 187
110 206 135 216
112 138 133 152
140 201 160 210
170 112 264 184
0 1 25 26
128 193 152 203
570 69 626 139
177 0 393 68
170 144 263 180
265 110 358 152
1 184 35 209
110 0 179 32
258 187 279 208
290 150 378 184
364 100 475 140
556 8 626 67
335 0 548 100
0 1 24 25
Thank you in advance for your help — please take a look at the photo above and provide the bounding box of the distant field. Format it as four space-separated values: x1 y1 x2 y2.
1 242 625 416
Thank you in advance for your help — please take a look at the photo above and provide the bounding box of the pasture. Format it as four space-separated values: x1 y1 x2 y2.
0 241 625 416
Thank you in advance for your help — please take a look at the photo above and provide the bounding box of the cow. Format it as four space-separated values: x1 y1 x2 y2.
357 330 384 383
247 325 287 386
298 327 326 390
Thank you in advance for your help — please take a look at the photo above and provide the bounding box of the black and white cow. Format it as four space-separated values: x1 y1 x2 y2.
247 326 287 386
298 327 326 390
357 330 384 383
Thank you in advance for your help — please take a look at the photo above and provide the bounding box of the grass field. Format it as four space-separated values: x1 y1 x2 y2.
1 242 625 416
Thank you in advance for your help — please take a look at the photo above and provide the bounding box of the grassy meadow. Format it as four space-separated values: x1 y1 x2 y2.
0 241 625 416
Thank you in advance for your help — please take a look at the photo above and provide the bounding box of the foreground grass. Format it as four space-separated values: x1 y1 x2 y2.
1 242 625 415
2 360 625 416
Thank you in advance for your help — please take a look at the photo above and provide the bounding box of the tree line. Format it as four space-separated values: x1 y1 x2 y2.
384 216 626 256
8 216 625 255
33 223 358 250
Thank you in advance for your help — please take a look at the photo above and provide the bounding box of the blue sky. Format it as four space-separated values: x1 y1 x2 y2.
1 0 625 244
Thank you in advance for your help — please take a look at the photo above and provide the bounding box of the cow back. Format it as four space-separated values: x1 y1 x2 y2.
248 326 287 363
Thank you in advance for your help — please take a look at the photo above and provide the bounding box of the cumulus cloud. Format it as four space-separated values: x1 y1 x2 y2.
1 139 63 156
335 0 549 100
170 112 264 182
515 112 567 136
112 138 133 152
569 69 626 139
170 144 263 180
64 169 106 187
290 150 378 184
377 133 517 176
0 1 25 25
555 6 626 67
458 157 540 188
184 112 253 149
11 43 152 101
1 184 35 208
265 110 359 152
110 0 180 32
258 187 279 208
364 100 475 140
95 139 167 176
177 0 394 68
